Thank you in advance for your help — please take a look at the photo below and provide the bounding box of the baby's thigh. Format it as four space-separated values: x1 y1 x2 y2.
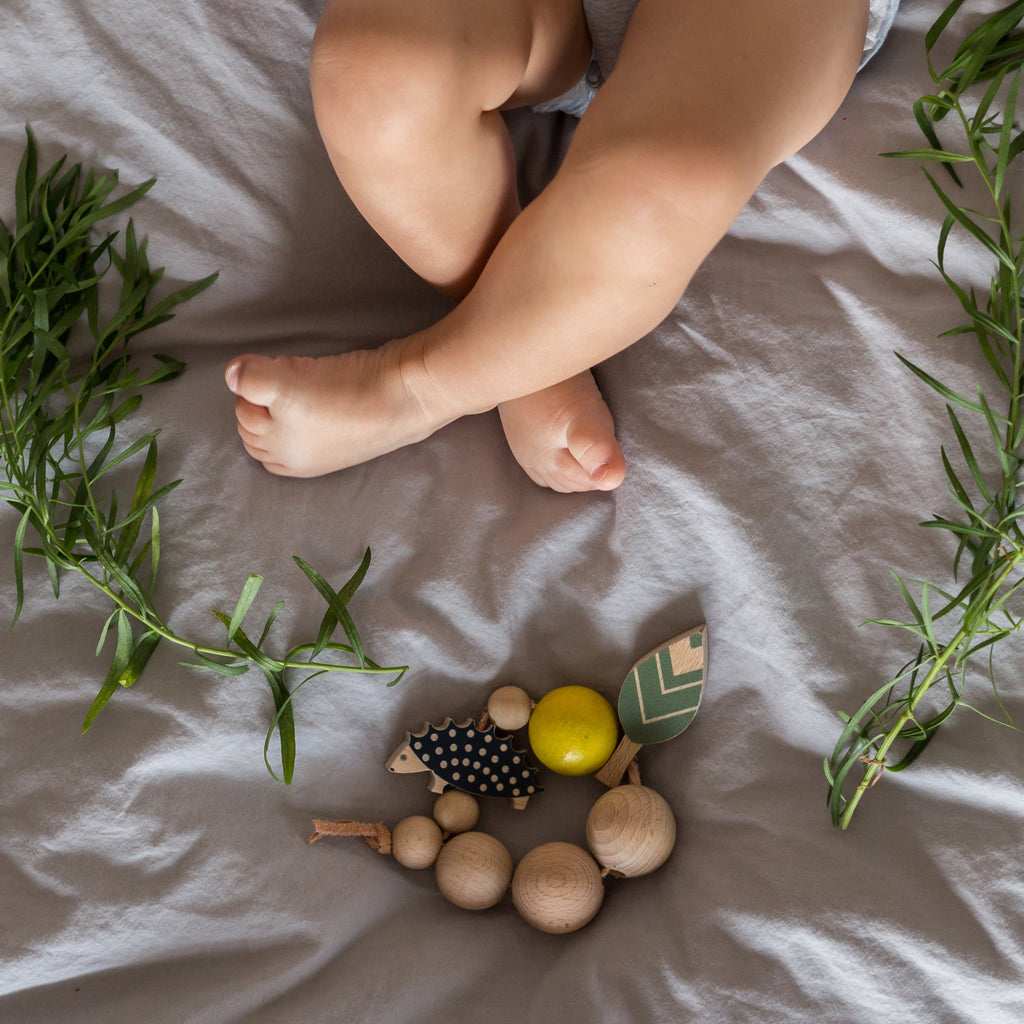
312 0 590 112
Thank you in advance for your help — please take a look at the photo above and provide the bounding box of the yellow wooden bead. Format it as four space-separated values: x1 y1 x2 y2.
487 685 532 731
391 815 444 870
433 789 480 833
511 842 604 934
528 686 618 776
585 785 676 878
435 832 513 910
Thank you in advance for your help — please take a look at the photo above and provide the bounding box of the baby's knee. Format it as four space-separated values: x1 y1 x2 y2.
310 6 468 159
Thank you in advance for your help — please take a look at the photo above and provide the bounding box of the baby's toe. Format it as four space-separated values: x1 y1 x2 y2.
236 421 269 453
566 427 626 492
234 395 273 435
547 450 603 493
226 355 285 407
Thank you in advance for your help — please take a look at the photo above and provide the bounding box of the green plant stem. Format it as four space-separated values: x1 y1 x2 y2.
3 129 408 783
839 636 966 828
70 562 384 674
826 2 1024 827
15 477 400 678
838 557 1020 828
955 103 1024 511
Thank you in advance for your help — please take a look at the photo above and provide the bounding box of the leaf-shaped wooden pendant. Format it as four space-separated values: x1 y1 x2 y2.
595 625 707 787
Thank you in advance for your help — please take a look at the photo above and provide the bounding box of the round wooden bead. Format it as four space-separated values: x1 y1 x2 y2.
391 815 444 870
435 832 513 910
486 685 532 731
433 790 480 834
585 784 676 878
511 842 604 934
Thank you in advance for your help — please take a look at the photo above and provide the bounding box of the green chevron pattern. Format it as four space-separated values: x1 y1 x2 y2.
617 630 705 745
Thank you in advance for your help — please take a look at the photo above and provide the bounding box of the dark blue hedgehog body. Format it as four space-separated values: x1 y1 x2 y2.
407 717 541 800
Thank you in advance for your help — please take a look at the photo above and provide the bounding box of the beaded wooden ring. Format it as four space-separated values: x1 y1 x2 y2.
309 627 707 934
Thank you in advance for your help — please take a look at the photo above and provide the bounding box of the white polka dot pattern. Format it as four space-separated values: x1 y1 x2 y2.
408 718 540 799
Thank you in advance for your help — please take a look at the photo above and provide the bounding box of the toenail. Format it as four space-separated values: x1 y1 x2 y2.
589 463 610 481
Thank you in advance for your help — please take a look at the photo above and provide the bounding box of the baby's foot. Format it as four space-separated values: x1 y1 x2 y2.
498 372 625 492
225 340 448 478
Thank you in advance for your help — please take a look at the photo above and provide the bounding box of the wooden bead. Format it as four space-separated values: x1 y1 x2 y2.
486 685 532 731
585 784 676 878
435 832 513 910
433 790 480 833
391 816 443 870
512 842 604 934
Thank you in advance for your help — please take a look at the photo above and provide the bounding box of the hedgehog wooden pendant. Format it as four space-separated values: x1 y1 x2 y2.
386 717 542 810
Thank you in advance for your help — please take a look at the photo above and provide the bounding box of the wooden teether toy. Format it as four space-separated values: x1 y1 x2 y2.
309 627 707 934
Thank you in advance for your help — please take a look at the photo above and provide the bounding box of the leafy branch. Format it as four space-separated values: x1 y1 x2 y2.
825 0 1024 828
1 128 407 784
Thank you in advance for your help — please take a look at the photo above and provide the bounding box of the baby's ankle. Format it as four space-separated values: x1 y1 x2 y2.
389 333 466 433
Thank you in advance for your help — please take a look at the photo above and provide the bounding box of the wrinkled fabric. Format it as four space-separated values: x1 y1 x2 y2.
3 1 1023 1022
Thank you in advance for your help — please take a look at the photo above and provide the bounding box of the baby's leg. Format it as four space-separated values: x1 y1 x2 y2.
311 0 590 300
228 0 623 487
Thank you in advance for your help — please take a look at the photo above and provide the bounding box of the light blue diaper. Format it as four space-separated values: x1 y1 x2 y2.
534 0 901 118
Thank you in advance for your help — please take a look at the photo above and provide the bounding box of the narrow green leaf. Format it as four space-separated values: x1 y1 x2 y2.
211 616 280 675
95 608 118 656
11 506 32 626
974 63 1013 132
182 652 252 677
106 480 181 542
119 630 161 688
920 517 994 540
134 355 186 387
226 574 264 643
976 388 1013 479
108 394 143 426
919 584 940 655
104 558 152 618
113 440 159 564
121 219 139 307
90 430 160 481
939 445 977 514
829 677 902 761
881 148 974 163
82 661 122 733
946 407 994 504
911 97 962 185
995 68 1022 197
925 0 968 58
113 610 133 678
45 547 60 599
306 550 372 658
942 3 1024 101
257 599 285 647
894 351 983 412
15 126 39 231
923 169 1016 270
126 537 154 580
142 272 218 321
890 569 924 625
294 554 367 667
259 666 295 785
888 698 959 770
149 506 161 588
92 178 156 222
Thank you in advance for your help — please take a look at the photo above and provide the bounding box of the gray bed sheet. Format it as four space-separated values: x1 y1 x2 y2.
3 1 1024 1021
